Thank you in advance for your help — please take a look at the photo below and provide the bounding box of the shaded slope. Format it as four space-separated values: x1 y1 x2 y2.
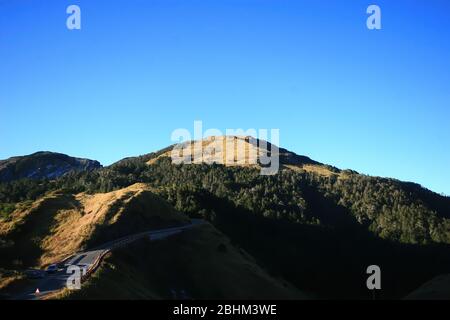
0 151 101 182
56 224 308 300
1 137 449 299
404 274 450 300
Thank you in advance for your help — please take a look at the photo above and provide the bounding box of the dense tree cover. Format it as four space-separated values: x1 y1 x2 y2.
1 155 450 298
0 179 52 220
1 156 449 245
313 174 450 244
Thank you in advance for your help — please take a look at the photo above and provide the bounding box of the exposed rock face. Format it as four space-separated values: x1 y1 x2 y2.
0 151 102 182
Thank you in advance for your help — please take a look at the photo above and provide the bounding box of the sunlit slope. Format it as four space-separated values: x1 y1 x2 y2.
146 136 336 176
0 183 189 269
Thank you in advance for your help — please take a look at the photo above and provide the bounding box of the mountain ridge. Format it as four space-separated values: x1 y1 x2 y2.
0 151 102 183
1 137 450 299
1 136 449 199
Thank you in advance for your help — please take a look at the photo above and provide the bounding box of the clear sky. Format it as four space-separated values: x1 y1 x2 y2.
1 0 449 195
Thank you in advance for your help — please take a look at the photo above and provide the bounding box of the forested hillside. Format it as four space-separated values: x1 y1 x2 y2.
1 142 449 298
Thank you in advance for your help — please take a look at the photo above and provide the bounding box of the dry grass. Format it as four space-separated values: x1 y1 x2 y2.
41 183 188 265
41 185 144 264
284 164 339 177
147 136 266 168
301 164 338 177
0 197 52 236
0 183 189 268
0 273 24 291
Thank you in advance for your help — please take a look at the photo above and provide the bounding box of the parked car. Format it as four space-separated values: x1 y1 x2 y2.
45 264 58 274
25 269 45 279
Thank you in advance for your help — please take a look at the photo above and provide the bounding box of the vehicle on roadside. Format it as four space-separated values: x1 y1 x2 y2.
45 264 58 274
25 269 45 279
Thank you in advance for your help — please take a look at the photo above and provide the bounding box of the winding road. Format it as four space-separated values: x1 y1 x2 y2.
15 219 205 300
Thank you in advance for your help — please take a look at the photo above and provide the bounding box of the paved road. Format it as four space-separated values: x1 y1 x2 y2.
15 219 204 300
64 250 106 267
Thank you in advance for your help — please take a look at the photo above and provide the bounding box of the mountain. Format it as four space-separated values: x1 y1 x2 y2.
1 136 449 299
0 183 188 268
0 183 307 300
55 222 306 300
147 135 321 166
0 151 101 182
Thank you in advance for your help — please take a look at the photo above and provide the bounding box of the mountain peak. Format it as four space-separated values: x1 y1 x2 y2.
145 135 335 175
0 151 102 182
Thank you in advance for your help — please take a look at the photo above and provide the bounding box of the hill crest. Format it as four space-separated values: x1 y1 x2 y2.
0 151 101 182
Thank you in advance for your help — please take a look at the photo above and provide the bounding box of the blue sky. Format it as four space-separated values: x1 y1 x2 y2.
1 0 449 195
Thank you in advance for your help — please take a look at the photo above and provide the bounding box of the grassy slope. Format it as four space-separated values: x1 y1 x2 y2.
57 224 308 300
0 183 189 270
